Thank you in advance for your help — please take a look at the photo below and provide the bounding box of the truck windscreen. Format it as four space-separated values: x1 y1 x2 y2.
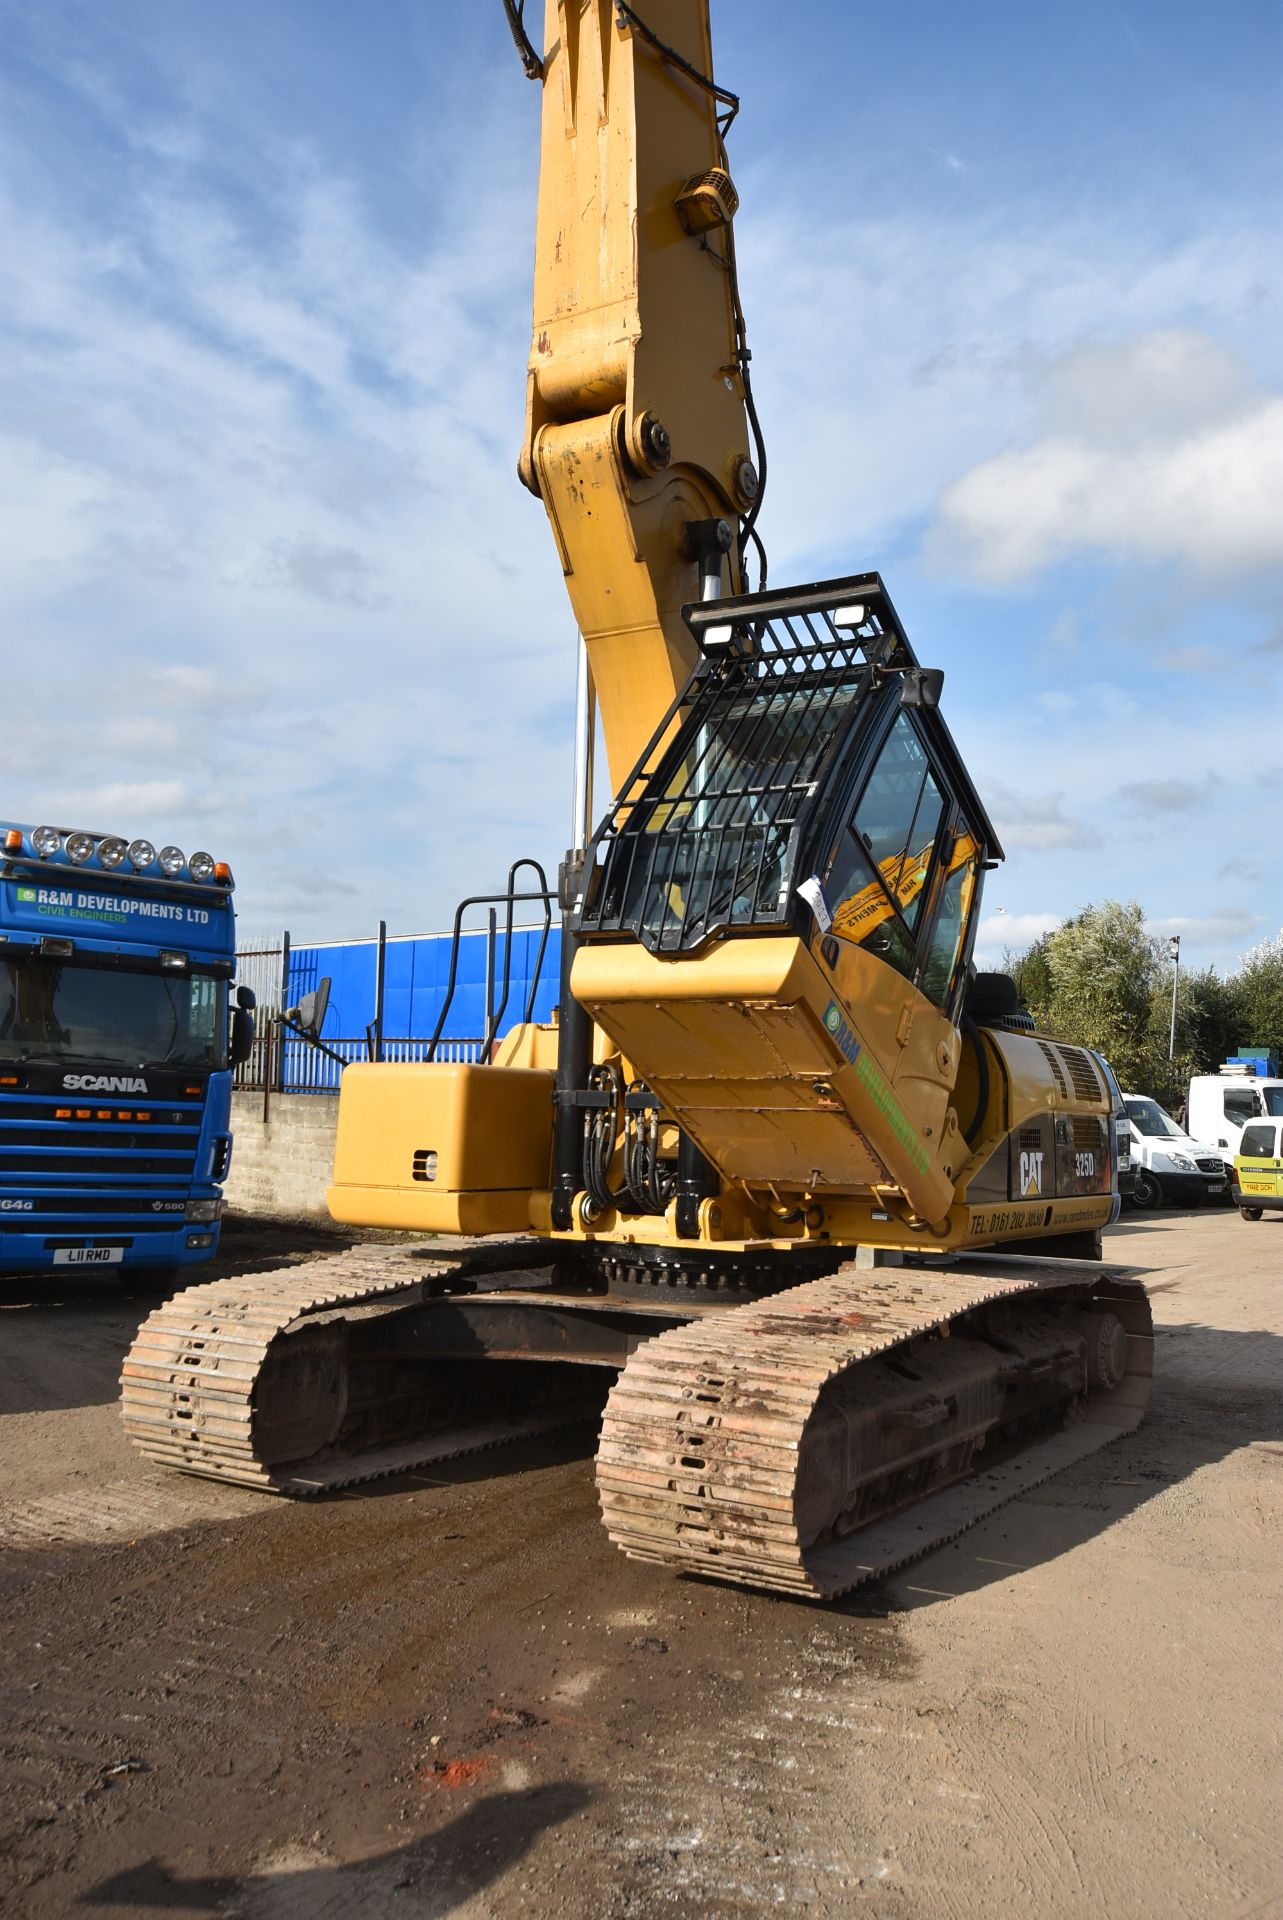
0 959 226 1071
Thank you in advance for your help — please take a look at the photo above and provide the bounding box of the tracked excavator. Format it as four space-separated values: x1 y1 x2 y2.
121 2 1151 1601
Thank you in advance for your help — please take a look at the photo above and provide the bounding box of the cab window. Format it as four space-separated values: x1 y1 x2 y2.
848 712 945 932
824 713 946 983
824 830 917 980
1239 1123 1276 1157
918 834 980 1008
1224 1087 1260 1125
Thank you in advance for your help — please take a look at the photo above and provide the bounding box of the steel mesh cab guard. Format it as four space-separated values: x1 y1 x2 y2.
576 572 998 957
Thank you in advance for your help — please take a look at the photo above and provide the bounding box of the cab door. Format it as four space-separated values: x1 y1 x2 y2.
816 708 984 1154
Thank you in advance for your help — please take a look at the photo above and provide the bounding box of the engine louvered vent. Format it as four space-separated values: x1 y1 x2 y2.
1037 1041 1069 1097
1073 1116 1105 1150
1057 1045 1103 1102
1019 1126 1043 1151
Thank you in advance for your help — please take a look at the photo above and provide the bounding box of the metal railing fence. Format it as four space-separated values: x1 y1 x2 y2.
232 904 553 1100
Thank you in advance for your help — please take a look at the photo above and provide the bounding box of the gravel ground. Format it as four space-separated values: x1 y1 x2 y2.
1 1208 1279 1919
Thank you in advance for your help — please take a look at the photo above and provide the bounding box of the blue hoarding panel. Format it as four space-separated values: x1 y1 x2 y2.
285 924 562 1048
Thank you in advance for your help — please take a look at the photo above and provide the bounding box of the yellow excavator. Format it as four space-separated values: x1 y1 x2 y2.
122 2 1150 1601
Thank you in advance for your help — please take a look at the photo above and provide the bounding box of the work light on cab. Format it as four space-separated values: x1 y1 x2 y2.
98 837 128 869
32 825 62 857
128 839 156 871
66 832 95 864
159 845 185 877
188 851 215 881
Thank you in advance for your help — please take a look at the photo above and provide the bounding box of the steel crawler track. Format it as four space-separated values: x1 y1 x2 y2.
596 1259 1152 1600
123 1248 1150 1601
120 1247 593 1494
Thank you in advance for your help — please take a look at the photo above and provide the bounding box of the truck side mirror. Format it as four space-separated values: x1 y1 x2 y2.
230 1006 256 1068
236 985 257 1012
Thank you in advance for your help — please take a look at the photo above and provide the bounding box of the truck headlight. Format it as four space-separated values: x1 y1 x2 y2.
1160 1152 1193 1171
98 837 128 869
186 1198 223 1223
128 839 156 871
66 832 95 864
159 845 185 876
32 825 63 857
189 851 215 881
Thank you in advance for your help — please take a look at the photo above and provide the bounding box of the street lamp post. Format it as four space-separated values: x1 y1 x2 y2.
1168 934 1181 1061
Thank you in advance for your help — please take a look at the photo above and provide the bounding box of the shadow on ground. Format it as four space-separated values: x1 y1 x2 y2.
80 1782 593 1916
864 1316 1283 1614
0 1220 360 1417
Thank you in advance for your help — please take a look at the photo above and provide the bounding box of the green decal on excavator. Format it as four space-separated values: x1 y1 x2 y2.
853 1051 932 1176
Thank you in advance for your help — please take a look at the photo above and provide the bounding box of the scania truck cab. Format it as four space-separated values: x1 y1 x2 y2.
0 822 252 1290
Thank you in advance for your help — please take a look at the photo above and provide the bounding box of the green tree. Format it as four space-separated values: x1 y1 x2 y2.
1003 901 1241 1103
1004 907 1282 1105
1023 901 1159 1089
1226 931 1283 1056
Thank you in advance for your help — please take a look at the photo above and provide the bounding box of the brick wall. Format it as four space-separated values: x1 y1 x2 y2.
224 1091 339 1220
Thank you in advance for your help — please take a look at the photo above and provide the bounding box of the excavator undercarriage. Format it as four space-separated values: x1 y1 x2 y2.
122 1239 1150 1599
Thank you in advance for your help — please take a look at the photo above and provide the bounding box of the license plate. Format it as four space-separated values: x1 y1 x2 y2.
1208 1182 1224 1194
53 1246 124 1266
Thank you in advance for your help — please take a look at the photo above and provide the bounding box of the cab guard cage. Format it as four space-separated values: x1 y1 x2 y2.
576 572 995 956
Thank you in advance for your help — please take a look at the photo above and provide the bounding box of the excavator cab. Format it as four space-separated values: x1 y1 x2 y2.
578 572 995 1032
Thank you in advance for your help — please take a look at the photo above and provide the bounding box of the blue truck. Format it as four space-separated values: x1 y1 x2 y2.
0 821 253 1291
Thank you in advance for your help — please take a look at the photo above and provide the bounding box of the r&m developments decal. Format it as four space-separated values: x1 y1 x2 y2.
823 1000 862 1067
15 886 214 929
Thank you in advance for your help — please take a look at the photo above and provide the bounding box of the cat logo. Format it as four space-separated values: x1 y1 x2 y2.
1018 1149 1045 1197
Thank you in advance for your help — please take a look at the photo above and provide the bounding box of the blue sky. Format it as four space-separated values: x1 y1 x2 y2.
2 0 1280 974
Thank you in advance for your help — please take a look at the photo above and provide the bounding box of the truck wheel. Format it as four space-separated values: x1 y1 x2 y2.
1239 1206 1263 1222
118 1265 180 1298
1131 1169 1163 1211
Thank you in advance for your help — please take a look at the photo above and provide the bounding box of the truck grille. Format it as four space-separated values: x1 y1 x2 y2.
1195 1157 1224 1176
0 1096 202 1192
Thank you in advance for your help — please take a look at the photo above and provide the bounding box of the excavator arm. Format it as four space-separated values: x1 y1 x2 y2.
520 0 760 789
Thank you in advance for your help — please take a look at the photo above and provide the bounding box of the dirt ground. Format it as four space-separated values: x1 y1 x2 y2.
1 1209 1280 1920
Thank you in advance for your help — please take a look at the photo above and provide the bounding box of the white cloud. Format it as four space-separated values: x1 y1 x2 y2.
929 331 1283 585
53 779 194 820
973 909 1063 965
1149 911 1264 946
1116 776 1218 812
985 783 1100 852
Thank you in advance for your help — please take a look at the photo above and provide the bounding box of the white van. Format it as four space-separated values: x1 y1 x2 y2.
1187 1070 1283 1177
1122 1094 1227 1210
